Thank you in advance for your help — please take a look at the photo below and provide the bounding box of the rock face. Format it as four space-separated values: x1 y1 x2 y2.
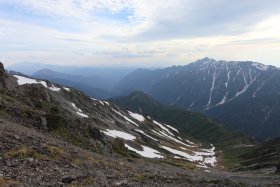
0 62 7 89
0 62 17 90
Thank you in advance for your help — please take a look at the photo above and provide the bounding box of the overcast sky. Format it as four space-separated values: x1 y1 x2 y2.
0 0 279 67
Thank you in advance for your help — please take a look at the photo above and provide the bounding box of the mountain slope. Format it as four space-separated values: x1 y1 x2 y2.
110 91 254 167
0 62 232 186
114 58 280 140
1 62 280 185
238 137 280 171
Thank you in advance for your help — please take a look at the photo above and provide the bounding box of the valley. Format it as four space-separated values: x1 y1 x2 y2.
1 60 280 186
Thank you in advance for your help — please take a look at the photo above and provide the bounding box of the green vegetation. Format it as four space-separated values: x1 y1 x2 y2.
43 144 65 158
238 138 280 171
111 91 254 168
111 138 128 156
4 146 43 159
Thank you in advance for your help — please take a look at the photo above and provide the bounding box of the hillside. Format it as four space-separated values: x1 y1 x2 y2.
114 58 280 140
0 62 259 186
238 138 280 172
110 91 254 167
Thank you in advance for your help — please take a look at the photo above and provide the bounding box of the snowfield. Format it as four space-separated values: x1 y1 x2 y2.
112 109 139 126
161 145 203 162
153 120 174 136
71 103 89 118
102 129 136 140
125 144 163 158
135 129 158 141
14 75 61 92
128 111 145 122
63 87 70 92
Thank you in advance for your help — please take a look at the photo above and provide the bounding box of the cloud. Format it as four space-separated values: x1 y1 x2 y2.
0 0 279 67
1 0 280 39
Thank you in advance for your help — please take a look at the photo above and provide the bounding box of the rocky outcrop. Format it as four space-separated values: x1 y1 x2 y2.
0 62 17 90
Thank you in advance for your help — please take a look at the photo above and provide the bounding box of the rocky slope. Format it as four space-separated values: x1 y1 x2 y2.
114 58 280 140
1 62 280 186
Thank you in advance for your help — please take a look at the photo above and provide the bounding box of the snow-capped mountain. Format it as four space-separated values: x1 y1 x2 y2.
114 58 280 140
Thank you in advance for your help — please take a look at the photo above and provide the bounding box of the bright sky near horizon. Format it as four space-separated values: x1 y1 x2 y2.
0 0 279 67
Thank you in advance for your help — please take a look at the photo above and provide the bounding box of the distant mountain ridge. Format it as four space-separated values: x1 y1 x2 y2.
114 58 280 140
7 62 135 92
32 69 114 99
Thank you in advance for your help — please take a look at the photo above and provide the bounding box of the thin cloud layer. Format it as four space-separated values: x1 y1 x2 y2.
0 0 279 67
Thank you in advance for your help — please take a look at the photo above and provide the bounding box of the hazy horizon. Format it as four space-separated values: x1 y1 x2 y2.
0 0 279 67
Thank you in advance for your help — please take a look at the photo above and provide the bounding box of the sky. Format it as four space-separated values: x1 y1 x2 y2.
0 0 279 67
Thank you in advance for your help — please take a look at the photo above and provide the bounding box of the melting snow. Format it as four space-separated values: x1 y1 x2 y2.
76 112 89 118
162 145 217 167
207 69 217 106
49 84 61 91
102 129 136 140
235 72 257 97
112 109 139 126
153 120 174 136
71 103 89 118
63 87 70 92
135 129 158 141
125 144 163 158
151 130 190 147
14 75 61 92
165 124 179 133
91 97 99 101
203 156 217 166
128 111 145 122
161 145 203 162
252 63 269 71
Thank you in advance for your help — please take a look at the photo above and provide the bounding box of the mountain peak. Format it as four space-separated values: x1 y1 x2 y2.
197 57 217 63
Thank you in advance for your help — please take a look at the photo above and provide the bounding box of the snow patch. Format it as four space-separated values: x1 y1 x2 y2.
135 129 158 141
71 103 89 118
14 75 61 92
76 112 89 118
165 124 179 133
112 109 139 126
207 69 217 106
128 111 145 122
63 87 70 92
151 130 190 147
49 84 61 92
153 120 174 136
125 144 163 158
102 129 136 140
161 145 203 162
252 63 269 71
